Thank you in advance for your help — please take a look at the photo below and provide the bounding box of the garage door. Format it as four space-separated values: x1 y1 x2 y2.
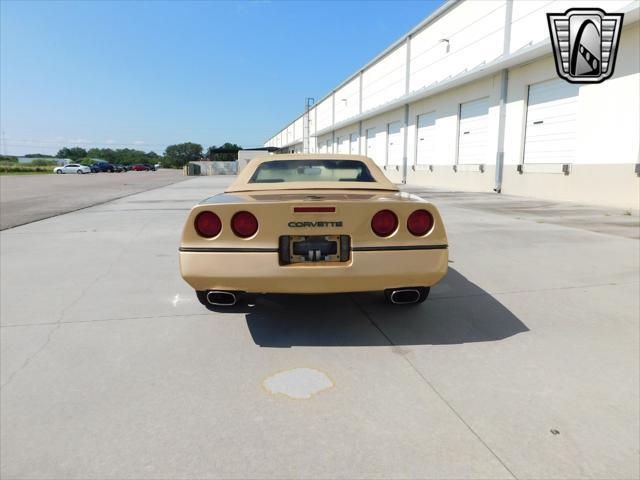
366 128 383 166
387 121 403 166
523 78 579 164
416 112 436 165
349 132 359 155
338 136 349 154
458 97 489 165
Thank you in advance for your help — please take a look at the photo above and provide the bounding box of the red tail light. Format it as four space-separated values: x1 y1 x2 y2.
231 211 258 238
407 209 434 236
194 211 222 238
371 210 398 237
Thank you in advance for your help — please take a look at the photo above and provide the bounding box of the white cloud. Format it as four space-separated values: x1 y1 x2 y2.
133 140 145 145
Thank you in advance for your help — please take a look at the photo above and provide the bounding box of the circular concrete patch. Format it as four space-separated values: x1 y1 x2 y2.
263 368 333 399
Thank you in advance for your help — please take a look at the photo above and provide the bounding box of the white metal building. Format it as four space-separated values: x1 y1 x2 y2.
265 0 640 210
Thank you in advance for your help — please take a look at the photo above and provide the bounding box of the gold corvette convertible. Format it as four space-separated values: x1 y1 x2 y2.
179 154 448 307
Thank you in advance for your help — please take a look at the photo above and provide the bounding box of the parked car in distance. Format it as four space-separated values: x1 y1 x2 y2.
92 161 116 173
154 163 161 170
53 164 92 174
143 163 156 171
113 164 127 173
131 164 150 171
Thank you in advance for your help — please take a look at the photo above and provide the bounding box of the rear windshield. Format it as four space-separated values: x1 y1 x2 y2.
249 160 375 183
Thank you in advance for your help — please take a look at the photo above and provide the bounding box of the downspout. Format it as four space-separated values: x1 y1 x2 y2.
402 35 412 184
358 71 364 155
495 0 513 193
331 92 336 153
494 69 508 192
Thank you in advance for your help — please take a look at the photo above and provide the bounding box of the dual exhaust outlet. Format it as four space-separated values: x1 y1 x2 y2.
387 288 422 305
206 290 238 306
204 288 424 307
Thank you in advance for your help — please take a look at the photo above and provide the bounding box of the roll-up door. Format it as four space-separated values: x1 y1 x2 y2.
338 136 349 154
458 97 489 165
366 128 383 166
350 132 359 155
387 121 402 166
524 78 579 164
416 112 436 165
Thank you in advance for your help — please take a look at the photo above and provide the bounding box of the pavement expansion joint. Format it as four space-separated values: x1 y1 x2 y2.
348 293 519 480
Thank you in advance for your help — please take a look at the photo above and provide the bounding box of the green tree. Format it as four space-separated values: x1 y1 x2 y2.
87 148 117 163
56 147 87 161
164 142 203 168
206 142 242 162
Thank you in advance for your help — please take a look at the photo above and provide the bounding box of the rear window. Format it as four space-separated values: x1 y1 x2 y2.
249 160 375 183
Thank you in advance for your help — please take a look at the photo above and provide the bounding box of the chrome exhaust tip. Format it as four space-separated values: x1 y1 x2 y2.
389 289 421 305
206 291 237 306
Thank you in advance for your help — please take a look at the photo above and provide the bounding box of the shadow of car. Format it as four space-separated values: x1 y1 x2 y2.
202 268 528 347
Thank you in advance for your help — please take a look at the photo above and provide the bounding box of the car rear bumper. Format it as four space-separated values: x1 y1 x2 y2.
179 247 448 293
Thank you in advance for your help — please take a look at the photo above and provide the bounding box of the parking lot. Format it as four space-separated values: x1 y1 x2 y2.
1 175 638 479
0 169 186 230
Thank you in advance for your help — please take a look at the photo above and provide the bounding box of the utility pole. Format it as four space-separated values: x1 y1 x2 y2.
303 98 315 153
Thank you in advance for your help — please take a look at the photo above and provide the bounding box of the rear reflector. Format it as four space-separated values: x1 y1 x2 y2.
407 209 434 236
231 211 258 238
194 211 222 238
371 210 398 237
294 206 336 213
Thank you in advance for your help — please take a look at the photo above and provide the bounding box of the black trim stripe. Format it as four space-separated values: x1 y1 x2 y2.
180 244 448 253
352 244 448 252
179 247 278 253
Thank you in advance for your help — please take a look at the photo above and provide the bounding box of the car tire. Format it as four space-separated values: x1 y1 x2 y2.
77 169 84 174
56 170 62 174
384 287 430 305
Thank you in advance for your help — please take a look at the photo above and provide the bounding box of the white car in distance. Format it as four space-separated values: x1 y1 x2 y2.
53 164 92 174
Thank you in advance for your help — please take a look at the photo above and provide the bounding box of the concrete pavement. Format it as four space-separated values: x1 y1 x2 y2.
0 169 187 230
1 176 638 479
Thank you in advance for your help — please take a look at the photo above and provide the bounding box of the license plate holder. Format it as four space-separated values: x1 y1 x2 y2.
279 235 350 264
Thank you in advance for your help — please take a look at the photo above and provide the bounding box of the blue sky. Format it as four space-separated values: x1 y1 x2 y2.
1 0 443 156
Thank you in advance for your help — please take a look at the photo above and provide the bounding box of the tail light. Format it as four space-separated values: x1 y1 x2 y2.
231 211 258 238
371 210 398 237
194 211 222 238
407 209 434 236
